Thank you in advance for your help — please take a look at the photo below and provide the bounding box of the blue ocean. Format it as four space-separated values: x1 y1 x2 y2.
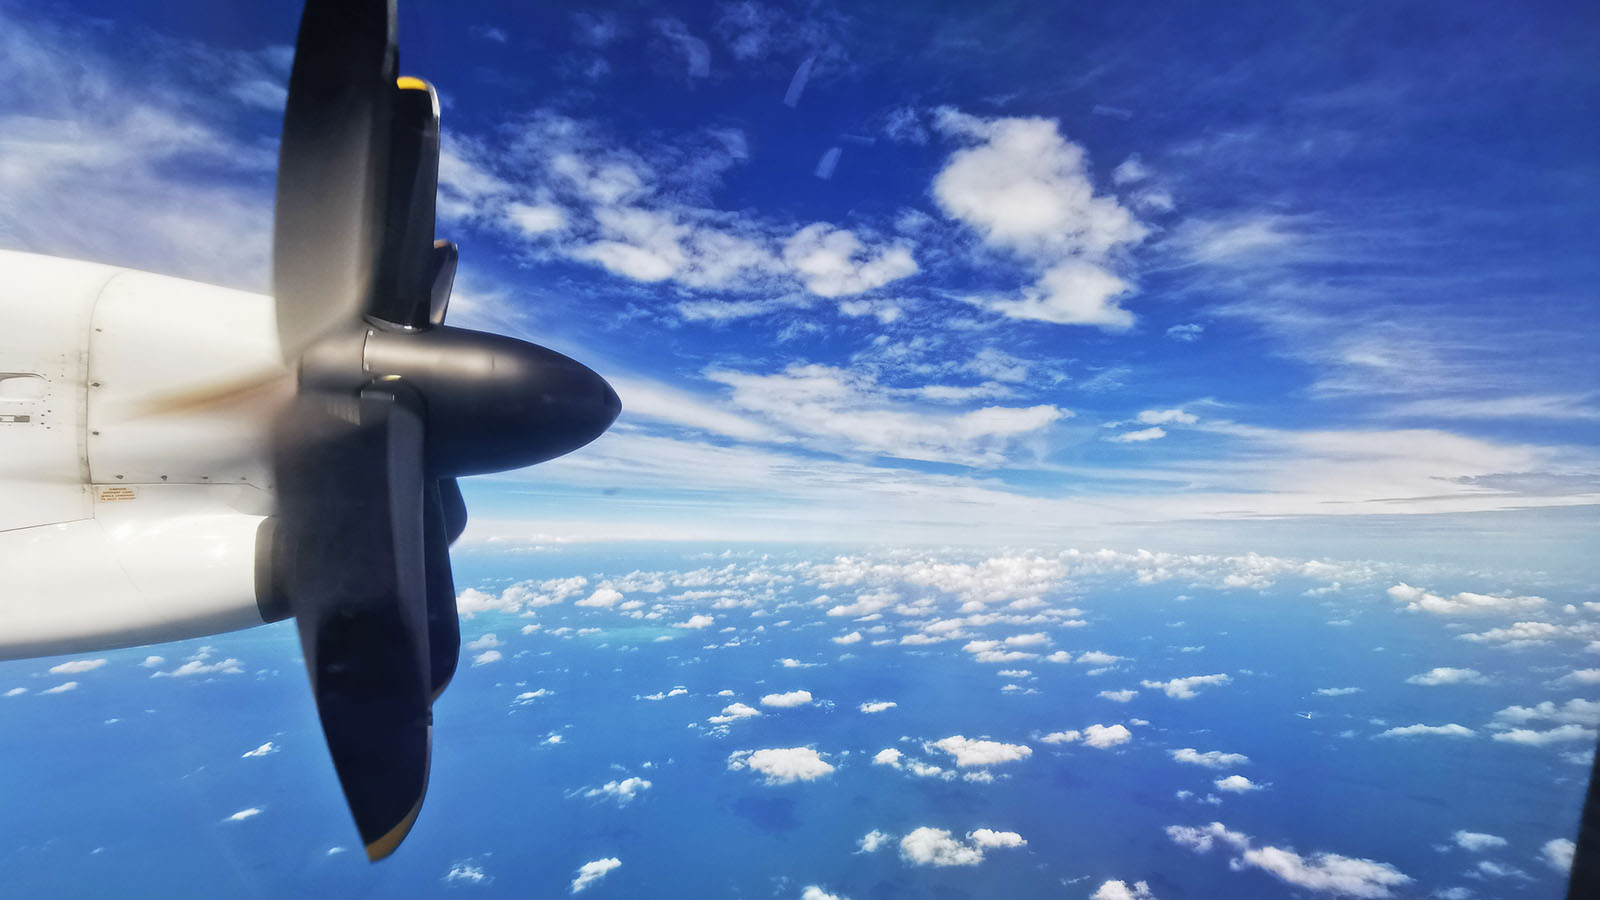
1 544 1587 899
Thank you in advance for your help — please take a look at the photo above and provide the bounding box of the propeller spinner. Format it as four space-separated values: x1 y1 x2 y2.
260 0 619 860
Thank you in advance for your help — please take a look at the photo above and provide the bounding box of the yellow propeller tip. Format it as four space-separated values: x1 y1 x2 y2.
396 76 430 91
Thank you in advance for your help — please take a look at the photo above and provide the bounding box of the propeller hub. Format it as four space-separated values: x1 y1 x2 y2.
361 326 620 477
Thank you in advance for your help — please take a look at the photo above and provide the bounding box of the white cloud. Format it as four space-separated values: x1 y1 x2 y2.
41 681 78 694
832 631 863 645
1092 880 1157 900
583 777 652 806
1554 668 1600 687
571 857 621 894
240 742 277 759
1405 667 1488 686
48 658 107 675
4 687 25 697
674 614 716 629
1452 831 1507 852
1137 409 1198 426
930 109 1145 330
1099 689 1138 702
472 650 503 667
708 702 761 725
1375 724 1474 739
782 223 917 297
1542 838 1575 873
931 111 1144 257
858 829 891 853
140 656 165 668
801 887 849 900
1082 724 1133 749
1172 748 1250 769
1167 323 1204 342
1041 730 1080 744
1141 674 1231 699
859 700 897 713
224 808 261 822
761 690 814 708
899 826 1026 867
1167 821 1410 897
1458 621 1571 647
577 588 624 608
1491 724 1597 746
930 735 1033 767
872 748 903 768
465 633 502 651
707 363 1065 467
444 861 493 885
1109 426 1166 443
1315 687 1363 696
1077 651 1125 666
1491 698 1600 727
728 747 836 784
1214 775 1262 793
1387 583 1547 617
150 646 244 678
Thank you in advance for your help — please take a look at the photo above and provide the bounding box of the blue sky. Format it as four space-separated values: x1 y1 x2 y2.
1 0 1596 565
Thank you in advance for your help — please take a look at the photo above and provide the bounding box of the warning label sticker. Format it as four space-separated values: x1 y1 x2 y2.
96 486 138 502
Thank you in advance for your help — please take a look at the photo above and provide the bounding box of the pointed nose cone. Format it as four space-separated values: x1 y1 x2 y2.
363 326 622 477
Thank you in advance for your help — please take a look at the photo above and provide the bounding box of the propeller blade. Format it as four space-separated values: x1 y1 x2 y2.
273 385 432 861
273 0 397 357
424 480 460 700
370 77 443 328
438 476 468 545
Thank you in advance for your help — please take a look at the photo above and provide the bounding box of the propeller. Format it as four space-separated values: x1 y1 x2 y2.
262 0 619 860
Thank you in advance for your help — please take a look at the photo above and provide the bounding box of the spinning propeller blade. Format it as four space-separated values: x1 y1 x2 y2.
264 0 620 860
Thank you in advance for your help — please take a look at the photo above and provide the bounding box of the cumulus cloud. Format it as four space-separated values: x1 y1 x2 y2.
1543 838 1575 873
872 748 903 768
1387 584 1547 617
576 588 624 608
48 658 107 675
1214 775 1263 793
931 108 1145 330
674 614 715 629
472 649 503 666
1141 674 1231 699
1172 748 1249 768
1315 687 1363 696
1099 689 1138 702
1457 621 1569 647
150 647 243 678
899 826 1026 867
800 887 848 900
571 857 621 893
1374 723 1474 739
444 861 492 885
1167 821 1409 897
41 681 78 694
832 631 863 645
1491 724 1597 746
1040 723 1132 749
1092 880 1157 900
930 735 1033 767
782 223 917 297
728 747 836 784
1554 668 1600 687
858 829 892 853
708 702 761 724
1491 698 1600 727
224 807 261 822
761 690 814 708
583 777 652 806
240 742 277 758
1405 667 1488 686
859 700 897 713
1452 831 1507 852
1077 651 1124 666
